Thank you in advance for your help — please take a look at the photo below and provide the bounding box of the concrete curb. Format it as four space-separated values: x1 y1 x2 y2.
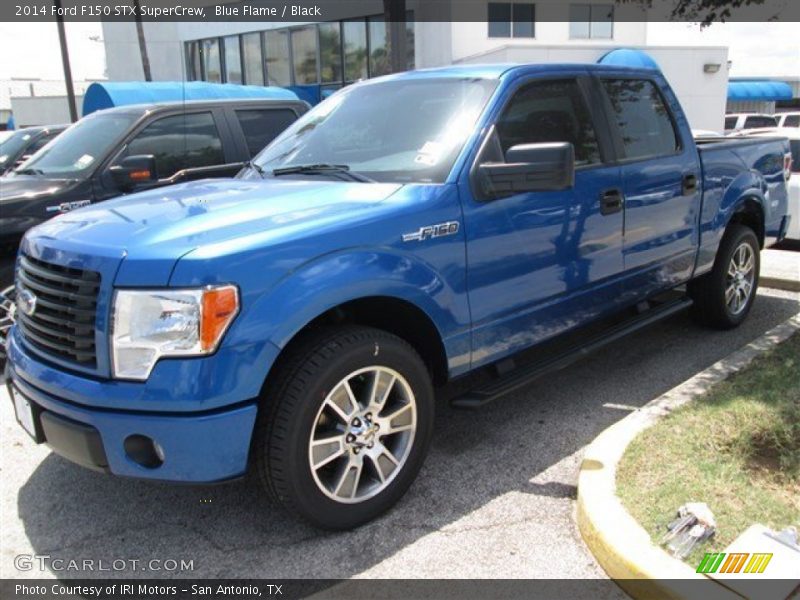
761 277 800 293
577 313 800 600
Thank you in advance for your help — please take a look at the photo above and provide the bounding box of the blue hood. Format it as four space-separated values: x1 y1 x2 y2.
24 177 402 284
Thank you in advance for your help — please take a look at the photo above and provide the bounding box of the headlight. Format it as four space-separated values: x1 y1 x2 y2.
111 285 239 380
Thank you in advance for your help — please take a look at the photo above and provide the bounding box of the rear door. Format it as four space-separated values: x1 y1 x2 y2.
224 105 303 159
596 75 702 299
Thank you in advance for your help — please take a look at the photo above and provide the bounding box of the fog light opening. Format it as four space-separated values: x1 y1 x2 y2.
124 434 164 468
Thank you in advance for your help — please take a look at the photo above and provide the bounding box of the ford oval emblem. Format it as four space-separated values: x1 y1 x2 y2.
18 288 37 317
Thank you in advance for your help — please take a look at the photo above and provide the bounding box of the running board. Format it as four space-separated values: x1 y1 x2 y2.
450 297 693 409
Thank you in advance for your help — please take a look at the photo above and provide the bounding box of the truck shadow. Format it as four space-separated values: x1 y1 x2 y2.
15 291 800 579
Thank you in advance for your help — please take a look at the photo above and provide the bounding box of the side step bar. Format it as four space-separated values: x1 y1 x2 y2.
450 297 693 409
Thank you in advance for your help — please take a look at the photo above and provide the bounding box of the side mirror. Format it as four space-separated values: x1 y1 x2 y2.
476 142 575 200
110 155 157 191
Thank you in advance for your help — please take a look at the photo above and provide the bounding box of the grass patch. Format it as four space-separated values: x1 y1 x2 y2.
617 332 800 565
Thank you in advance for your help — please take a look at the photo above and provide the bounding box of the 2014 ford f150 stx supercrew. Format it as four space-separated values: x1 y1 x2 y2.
5 64 793 529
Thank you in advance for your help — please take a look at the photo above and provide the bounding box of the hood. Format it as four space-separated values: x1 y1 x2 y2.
0 175 80 204
27 177 402 266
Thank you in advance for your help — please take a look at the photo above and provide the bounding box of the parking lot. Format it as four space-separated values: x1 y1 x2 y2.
1 287 797 582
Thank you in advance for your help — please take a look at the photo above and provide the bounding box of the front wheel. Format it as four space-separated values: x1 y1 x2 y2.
689 223 760 329
253 326 434 529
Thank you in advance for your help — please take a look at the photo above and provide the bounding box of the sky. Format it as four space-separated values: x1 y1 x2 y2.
0 20 797 81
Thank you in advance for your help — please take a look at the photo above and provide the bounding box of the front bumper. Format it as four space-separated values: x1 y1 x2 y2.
6 330 259 482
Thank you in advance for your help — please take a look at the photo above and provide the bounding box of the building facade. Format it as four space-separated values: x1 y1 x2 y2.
101 1 730 130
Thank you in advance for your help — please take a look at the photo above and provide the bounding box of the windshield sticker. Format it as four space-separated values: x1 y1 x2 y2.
0 155 7 164
74 154 95 169
415 141 444 166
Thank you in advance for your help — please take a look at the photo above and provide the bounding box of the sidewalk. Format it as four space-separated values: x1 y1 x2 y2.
762 248 800 291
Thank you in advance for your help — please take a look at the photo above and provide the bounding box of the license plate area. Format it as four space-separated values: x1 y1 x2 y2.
10 384 44 443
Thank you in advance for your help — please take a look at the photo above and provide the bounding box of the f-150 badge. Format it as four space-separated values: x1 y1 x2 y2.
46 200 92 213
402 221 460 243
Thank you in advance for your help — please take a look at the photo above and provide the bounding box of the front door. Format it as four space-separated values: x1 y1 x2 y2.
460 75 626 368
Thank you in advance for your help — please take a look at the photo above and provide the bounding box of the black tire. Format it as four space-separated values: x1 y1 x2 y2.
689 223 760 329
253 325 434 530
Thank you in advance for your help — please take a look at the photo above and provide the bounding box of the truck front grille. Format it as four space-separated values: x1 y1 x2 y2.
16 255 100 366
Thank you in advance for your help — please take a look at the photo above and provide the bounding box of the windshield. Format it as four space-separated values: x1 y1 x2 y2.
17 112 136 178
0 129 39 166
252 77 499 184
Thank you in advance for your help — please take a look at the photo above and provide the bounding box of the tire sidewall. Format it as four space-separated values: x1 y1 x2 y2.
272 332 434 529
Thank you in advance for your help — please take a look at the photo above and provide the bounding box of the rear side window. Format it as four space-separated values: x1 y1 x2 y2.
724 116 738 130
782 114 800 128
790 140 800 173
126 112 224 178
601 79 679 161
495 79 602 166
743 115 778 129
235 109 298 157
26 132 59 155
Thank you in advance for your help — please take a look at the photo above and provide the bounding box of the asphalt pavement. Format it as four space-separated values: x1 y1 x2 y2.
1 288 798 583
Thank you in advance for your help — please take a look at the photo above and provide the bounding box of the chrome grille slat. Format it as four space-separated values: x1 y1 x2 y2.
16 255 100 366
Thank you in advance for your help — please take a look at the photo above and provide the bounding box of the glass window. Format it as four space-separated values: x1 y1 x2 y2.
235 109 299 157
265 29 291 86
513 4 535 38
368 16 390 77
789 140 800 172
319 22 343 84
724 116 738 130
291 26 318 85
406 13 416 70
488 3 512 37
343 19 368 82
570 4 613 39
125 112 224 179
185 41 201 81
784 115 800 127
495 79 601 165
743 115 778 129
201 38 221 83
242 32 264 86
26 132 59 156
601 79 679 161
254 77 499 184
19 113 136 178
223 35 242 84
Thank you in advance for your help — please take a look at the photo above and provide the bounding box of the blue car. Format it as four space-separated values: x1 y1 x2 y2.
5 64 792 529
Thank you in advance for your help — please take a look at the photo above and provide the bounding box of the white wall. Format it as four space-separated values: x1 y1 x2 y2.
102 22 185 81
11 95 84 127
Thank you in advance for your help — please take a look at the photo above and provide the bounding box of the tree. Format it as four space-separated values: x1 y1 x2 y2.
616 0 769 26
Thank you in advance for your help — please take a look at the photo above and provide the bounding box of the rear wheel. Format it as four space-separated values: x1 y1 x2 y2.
689 223 760 329
0 284 15 361
253 326 434 529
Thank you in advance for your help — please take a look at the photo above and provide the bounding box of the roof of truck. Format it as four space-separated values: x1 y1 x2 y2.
391 63 660 80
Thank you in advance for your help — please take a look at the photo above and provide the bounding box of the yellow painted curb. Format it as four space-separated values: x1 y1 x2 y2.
577 314 800 600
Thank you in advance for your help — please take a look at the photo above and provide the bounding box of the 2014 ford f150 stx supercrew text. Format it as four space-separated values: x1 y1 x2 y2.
5 65 792 529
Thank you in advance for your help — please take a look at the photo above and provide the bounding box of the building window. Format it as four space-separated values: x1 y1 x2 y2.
292 26 319 85
319 22 343 83
569 4 614 39
201 38 221 83
223 35 242 84
185 41 201 81
265 29 291 86
242 32 264 86
368 16 390 77
488 3 535 38
406 12 416 69
343 19 368 82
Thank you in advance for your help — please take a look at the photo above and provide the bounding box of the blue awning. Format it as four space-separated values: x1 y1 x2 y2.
727 80 793 101
82 81 299 115
597 48 660 70
6 115 14 130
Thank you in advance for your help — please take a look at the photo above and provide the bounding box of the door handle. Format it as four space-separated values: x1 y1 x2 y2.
682 174 698 196
600 188 624 216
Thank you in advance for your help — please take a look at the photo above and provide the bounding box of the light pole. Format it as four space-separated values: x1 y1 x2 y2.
53 0 78 122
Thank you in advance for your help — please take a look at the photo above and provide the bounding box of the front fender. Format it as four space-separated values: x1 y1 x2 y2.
237 248 471 374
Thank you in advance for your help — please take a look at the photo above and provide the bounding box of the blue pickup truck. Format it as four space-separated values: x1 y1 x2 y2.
5 64 792 529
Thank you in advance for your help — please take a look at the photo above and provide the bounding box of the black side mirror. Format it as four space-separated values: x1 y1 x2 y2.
110 155 157 191
476 142 575 200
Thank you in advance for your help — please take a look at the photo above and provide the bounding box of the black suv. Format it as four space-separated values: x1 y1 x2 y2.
0 125 67 176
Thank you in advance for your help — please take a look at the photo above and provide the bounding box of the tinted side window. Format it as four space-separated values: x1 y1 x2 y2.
784 115 800 127
602 79 679 160
744 115 778 129
235 109 298 157
27 132 59 155
724 116 738 130
126 112 224 178
495 79 601 166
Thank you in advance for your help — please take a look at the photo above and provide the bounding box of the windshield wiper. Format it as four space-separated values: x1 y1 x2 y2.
272 163 375 183
246 161 266 179
14 167 44 176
